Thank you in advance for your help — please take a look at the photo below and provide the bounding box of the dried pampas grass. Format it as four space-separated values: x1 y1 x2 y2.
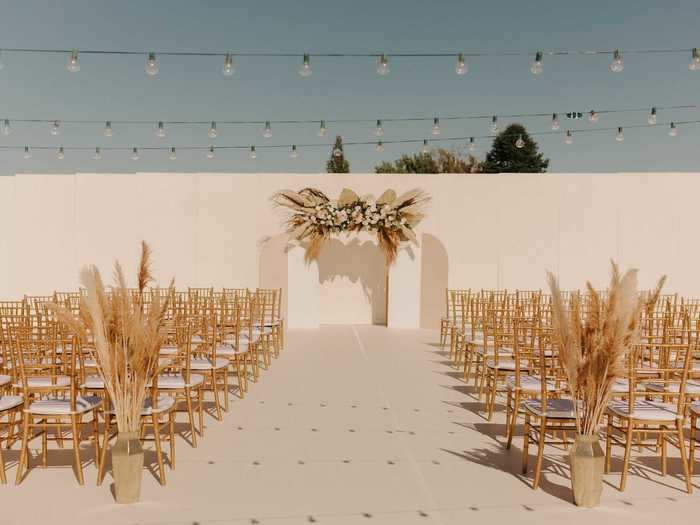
52 241 174 433
547 261 665 435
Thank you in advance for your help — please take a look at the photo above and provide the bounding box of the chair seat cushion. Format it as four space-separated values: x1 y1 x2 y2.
0 374 11 387
523 398 577 419
0 395 23 412
506 374 558 392
107 395 175 416
81 375 105 389
607 399 681 421
216 343 249 356
486 358 523 371
190 357 229 370
688 402 700 422
610 378 630 393
157 374 204 389
13 376 71 389
82 358 98 368
644 380 700 394
27 395 101 415
477 346 514 356
159 345 179 356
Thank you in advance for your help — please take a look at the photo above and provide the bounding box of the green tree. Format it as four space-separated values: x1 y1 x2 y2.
326 135 350 173
481 123 549 173
374 148 481 174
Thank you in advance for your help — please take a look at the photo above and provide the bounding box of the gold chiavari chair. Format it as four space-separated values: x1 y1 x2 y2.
605 339 695 493
190 306 229 420
0 391 23 483
483 310 518 419
216 294 251 398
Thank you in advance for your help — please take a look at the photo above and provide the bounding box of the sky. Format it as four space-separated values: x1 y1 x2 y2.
0 0 699 174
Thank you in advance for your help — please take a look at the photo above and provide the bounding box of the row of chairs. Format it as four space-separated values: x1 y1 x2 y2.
0 287 284 486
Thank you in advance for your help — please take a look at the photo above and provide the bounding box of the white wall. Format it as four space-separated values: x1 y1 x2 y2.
1 172 696 325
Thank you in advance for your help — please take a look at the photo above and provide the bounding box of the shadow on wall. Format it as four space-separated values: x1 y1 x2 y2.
258 233 289 320
420 233 448 329
317 238 387 325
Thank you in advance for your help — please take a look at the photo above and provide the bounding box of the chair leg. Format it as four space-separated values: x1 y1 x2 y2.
16 413 30 484
661 426 668 476
676 420 692 494
506 390 520 450
0 435 5 484
223 367 230 412
91 409 101 470
211 370 223 421
235 358 245 399
532 418 547 489
184 387 197 447
70 415 85 485
619 422 634 491
605 419 613 474
690 422 696 478
152 415 166 486
169 410 176 469
522 413 530 475
97 416 110 485
197 386 204 438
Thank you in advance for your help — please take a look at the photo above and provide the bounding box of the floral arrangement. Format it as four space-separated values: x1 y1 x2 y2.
272 187 430 264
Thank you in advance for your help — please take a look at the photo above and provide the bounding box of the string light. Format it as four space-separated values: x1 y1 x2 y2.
490 116 498 133
169 147 177 160
318 120 327 137
146 52 158 75
131 147 139 160
208 121 218 138
515 134 525 148
263 121 272 138
103 121 113 137
23 146 30 159
564 130 573 144
299 53 312 77
421 139 429 154
290 144 299 158
669 122 678 136
376 140 384 152
455 53 467 75
374 119 384 137
610 49 624 72
1 119 11 135
67 50 80 72
222 53 234 76
376 53 389 75
250 145 257 159
207 146 215 159
690 48 700 71
551 113 560 131
93 147 101 160
588 110 599 123
648 107 657 125
57 146 64 160
50 121 60 136
468 137 476 152
616 126 624 142
530 51 543 75
431 117 441 136
156 121 166 138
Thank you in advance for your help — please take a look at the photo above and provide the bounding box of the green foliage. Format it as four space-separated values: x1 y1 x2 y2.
481 123 549 173
326 135 350 173
374 148 482 174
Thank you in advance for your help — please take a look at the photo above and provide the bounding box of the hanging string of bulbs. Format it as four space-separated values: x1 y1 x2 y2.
0 104 696 139
8 118 699 161
1 46 700 75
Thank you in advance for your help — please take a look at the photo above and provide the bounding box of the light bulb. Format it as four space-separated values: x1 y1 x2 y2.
103 121 113 137
67 50 80 73
263 121 272 138
1 119 11 135
564 130 573 144
250 145 257 159
588 110 599 123
515 135 525 149
93 147 101 160
333 146 342 158
207 146 215 159
648 107 657 125
431 117 441 136
169 147 176 160
23 146 30 159
222 53 234 76
610 49 624 73
290 145 299 158
455 53 467 75
299 53 312 77
376 53 389 75
208 121 217 138
490 116 499 133
57 147 65 160
690 48 700 71
468 137 476 152
421 139 429 154
156 121 166 138
374 119 384 137
131 147 139 160
318 120 327 137
669 122 678 137
51 121 60 136
530 51 543 75
146 52 158 75
376 141 384 152
551 113 560 131
615 127 624 142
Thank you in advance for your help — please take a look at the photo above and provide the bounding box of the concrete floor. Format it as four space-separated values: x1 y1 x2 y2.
3 325 700 524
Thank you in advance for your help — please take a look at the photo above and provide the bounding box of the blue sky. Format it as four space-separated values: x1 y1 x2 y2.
1 0 699 174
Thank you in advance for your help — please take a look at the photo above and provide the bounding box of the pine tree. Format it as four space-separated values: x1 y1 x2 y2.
374 148 481 174
326 135 350 173
481 123 549 173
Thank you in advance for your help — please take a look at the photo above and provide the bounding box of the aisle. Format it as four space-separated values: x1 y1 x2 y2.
4 326 700 524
